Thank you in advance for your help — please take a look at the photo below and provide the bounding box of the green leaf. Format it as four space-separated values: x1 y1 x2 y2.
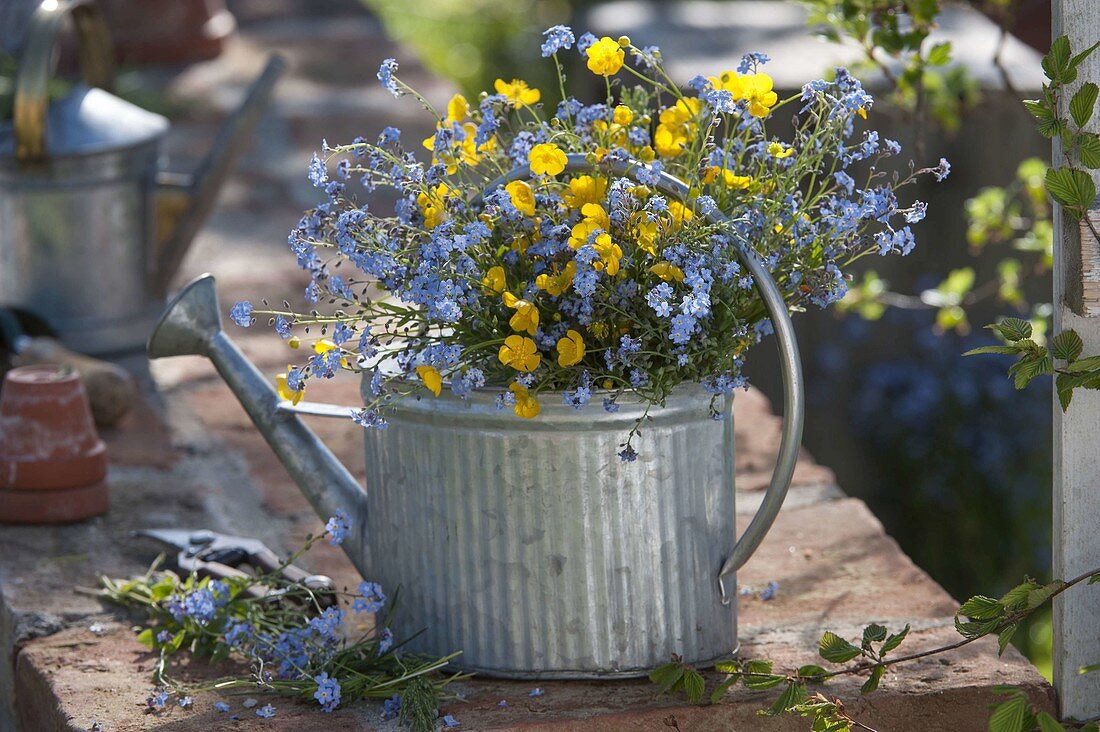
1009 353 1053 389
169 630 186 652
861 665 885 694
881 625 910 655
993 317 1033 342
1062 355 1100 372
926 41 952 66
136 627 155 649
1071 83 1099 128
998 623 1019 656
798 664 829 682
683 668 706 703
650 662 685 694
1070 41 1100 74
1079 134 1100 169
988 691 1035 732
1045 167 1097 213
1052 330 1084 362
955 616 1001 640
862 623 888 648
743 659 786 690
1043 36 1072 82
714 660 741 674
710 675 739 703
963 345 1028 356
1023 99 1048 118
1090 572 1100 584
1080 663 1100 675
959 594 1005 620
1036 711 1067 732
765 681 807 716
819 631 863 664
1027 582 1062 610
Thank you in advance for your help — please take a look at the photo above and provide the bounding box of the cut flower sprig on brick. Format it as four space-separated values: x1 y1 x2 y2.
232 27 948 460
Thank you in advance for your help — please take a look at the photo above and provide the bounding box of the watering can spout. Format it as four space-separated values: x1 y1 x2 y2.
153 57 286 295
148 274 369 573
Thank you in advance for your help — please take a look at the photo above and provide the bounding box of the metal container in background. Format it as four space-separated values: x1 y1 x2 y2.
0 0 283 356
363 385 737 676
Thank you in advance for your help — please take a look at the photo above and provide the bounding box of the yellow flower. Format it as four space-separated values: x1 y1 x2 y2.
498 335 542 372
667 200 694 230
741 73 778 118
416 183 450 229
313 339 336 354
535 260 576 296
563 175 608 209
446 93 469 123
593 232 623 276
857 106 868 119
509 382 541 419
568 203 611 249
287 336 301 349
529 142 567 176
482 265 507 294
556 329 586 367
586 37 625 76
613 105 634 125
276 372 304 405
494 78 541 108
416 365 442 397
708 70 744 96
633 216 659 256
650 261 685 282
768 142 794 159
505 179 536 216
654 124 687 158
503 291 539 335
704 166 752 189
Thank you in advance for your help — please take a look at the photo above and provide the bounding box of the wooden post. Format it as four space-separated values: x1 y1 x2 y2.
1052 0 1100 720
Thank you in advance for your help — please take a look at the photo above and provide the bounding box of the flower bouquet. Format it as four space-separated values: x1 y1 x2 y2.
232 26 946 460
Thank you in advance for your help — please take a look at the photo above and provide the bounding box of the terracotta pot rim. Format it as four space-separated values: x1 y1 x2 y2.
0 439 107 490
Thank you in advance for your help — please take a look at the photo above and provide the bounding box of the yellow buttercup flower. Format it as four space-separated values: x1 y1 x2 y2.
704 166 752 189
667 200 694 230
535 260 576 296
708 70 744 96
568 203 611 249
503 291 540 335
768 142 795 159
446 93 469 123
556 329 586 367
483 265 507 294
857 106 868 120
586 37 625 76
654 125 687 158
416 365 442 397
417 183 450 229
494 78 541 108
741 73 778 118
563 175 608 210
613 105 634 125
313 339 336 354
509 382 541 419
498 335 542 372
276 372 304 405
529 142 568 176
633 215 659 256
650 261 685 282
593 232 623 276
505 179 536 216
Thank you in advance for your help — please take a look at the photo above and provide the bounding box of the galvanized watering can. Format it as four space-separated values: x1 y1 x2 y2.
148 155 804 678
0 0 284 356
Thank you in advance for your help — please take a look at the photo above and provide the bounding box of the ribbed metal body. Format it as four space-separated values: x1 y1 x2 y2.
362 382 737 678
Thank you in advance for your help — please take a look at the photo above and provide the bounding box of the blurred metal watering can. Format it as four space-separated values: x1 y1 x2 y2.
147 156 804 678
0 0 284 356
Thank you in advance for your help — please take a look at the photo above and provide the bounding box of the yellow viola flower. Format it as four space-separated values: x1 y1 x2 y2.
741 73 778 118
494 78 541 108
556 329 586 367
535 261 577 296
509 382 541 419
276 372 304 405
417 183 450 229
593 232 623 276
482 265 507 294
650 261 685 282
529 142 568 176
503 291 540 335
613 105 634 125
667 200 693 231
498 334 542 372
586 36 625 76
505 179 536 216
563 175 608 210
768 142 795 159
416 365 443 397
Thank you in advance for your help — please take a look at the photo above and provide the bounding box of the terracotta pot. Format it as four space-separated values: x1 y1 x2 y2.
0 481 108 524
0 365 108 490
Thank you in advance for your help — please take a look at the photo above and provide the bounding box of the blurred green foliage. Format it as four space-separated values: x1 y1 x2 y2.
359 0 576 98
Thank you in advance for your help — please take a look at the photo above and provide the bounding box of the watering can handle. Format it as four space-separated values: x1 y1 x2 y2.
476 154 805 606
13 0 116 161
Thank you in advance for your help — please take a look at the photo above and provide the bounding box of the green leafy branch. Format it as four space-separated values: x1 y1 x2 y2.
652 568 1100 731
